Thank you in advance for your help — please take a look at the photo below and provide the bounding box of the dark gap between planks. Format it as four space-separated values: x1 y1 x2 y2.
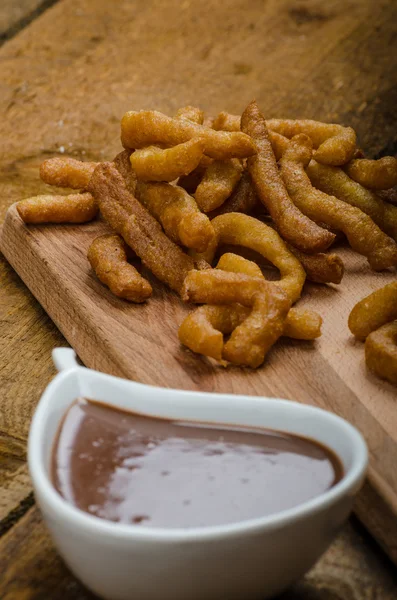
0 0 60 46
0 492 34 538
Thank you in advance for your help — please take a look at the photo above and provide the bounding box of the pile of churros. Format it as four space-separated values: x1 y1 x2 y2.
16 102 397 383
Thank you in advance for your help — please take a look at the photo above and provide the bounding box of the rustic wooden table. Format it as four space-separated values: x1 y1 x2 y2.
1 0 397 598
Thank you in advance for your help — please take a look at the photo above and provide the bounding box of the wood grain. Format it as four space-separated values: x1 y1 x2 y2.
0 457 31 528
1 0 396 454
0 0 397 594
0 507 396 599
2 204 397 563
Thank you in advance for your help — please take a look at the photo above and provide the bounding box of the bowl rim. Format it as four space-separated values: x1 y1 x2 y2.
28 360 368 542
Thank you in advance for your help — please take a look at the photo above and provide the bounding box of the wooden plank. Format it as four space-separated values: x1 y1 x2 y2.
0 507 396 599
0 0 396 589
2 205 397 564
0 254 63 445
0 457 31 528
1 0 396 456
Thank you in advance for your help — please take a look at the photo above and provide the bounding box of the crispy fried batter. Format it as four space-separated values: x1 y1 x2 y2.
130 139 205 182
121 110 256 159
40 157 99 189
182 268 291 367
345 157 397 190
212 112 241 132
280 135 397 271
113 149 138 194
217 253 322 339
307 160 397 242
365 321 397 385
88 162 194 294
87 234 152 302
135 181 215 252
241 101 335 253
194 158 243 212
175 106 204 124
288 245 344 284
212 111 291 161
196 212 306 303
179 301 322 361
348 282 397 340
266 118 357 166
283 308 322 339
17 192 98 224
208 171 258 217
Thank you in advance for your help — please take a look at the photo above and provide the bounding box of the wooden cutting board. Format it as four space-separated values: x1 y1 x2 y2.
1 202 397 562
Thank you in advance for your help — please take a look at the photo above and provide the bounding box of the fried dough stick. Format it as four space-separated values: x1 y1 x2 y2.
135 181 215 252
266 118 357 166
40 157 99 189
212 112 241 132
307 161 397 242
88 163 194 294
121 110 256 159
348 282 397 340
196 212 306 303
179 253 322 361
194 158 243 212
345 157 397 190
213 112 338 162
130 139 205 182
241 101 335 253
182 268 290 368
88 234 152 302
213 112 290 161
365 322 397 385
208 171 258 217
287 245 344 284
17 192 98 223
113 149 137 194
279 135 397 271
175 106 204 124
113 149 215 253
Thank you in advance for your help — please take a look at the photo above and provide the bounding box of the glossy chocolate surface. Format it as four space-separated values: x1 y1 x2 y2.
52 399 343 528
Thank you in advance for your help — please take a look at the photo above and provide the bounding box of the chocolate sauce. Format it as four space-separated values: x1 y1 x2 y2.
52 399 343 528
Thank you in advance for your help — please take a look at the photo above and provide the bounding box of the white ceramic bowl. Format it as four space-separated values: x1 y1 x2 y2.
28 348 368 600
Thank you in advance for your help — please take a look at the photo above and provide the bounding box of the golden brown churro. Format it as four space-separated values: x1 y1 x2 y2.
266 118 357 166
88 234 152 302
194 158 243 212
288 246 344 284
307 160 397 242
17 192 98 224
40 157 99 189
130 139 205 182
182 268 291 367
365 321 397 385
196 212 306 303
113 149 138 194
121 110 256 159
88 163 194 294
348 282 397 340
345 157 397 190
175 106 204 124
212 112 291 160
208 171 258 217
279 135 397 271
135 181 215 252
241 101 335 253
